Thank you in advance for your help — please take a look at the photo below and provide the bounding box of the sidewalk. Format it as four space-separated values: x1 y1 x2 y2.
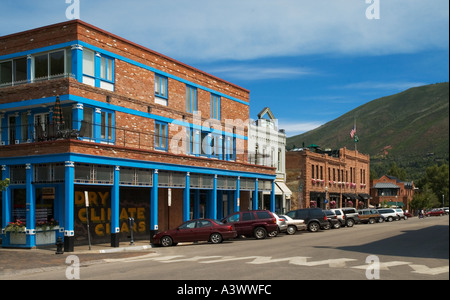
0 240 155 278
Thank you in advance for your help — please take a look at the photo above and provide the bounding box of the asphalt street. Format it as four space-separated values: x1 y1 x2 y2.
1 214 448 280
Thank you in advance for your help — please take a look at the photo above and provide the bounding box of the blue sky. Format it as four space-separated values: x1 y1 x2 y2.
1 0 448 136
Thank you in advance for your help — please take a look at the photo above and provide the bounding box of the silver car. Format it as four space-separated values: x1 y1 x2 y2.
280 214 307 235
269 213 288 236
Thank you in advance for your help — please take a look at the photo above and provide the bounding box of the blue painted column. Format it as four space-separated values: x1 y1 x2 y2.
111 166 120 247
94 108 101 143
71 44 84 82
64 161 75 252
253 179 259 210
183 172 190 222
234 177 240 212
72 103 84 132
1 165 11 231
211 175 218 219
95 52 102 88
25 163 36 248
150 169 159 242
270 180 276 212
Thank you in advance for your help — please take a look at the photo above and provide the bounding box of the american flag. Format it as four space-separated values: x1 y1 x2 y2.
350 125 356 139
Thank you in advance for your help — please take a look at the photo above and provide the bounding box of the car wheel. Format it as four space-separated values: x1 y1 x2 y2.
210 233 223 244
378 217 384 223
404 216 408 220
387 216 393 222
333 222 341 229
160 236 173 247
268 229 278 237
308 222 320 232
254 227 267 239
286 225 297 235
368 218 375 224
346 219 355 227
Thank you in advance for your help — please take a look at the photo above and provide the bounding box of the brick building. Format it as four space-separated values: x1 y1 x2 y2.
0 20 276 251
370 175 415 211
286 147 370 209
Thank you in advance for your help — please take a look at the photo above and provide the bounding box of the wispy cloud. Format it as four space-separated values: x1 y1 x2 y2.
278 120 323 137
208 65 313 81
335 81 428 91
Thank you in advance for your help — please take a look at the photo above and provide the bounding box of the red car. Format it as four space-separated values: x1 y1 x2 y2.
425 208 446 217
152 219 237 247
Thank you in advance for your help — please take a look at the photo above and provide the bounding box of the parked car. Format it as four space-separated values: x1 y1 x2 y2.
279 214 307 234
152 219 237 247
222 210 278 239
377 208 399 221
443 207 449 215
358 209 384 224
331 207 360 227
323 210 341 229
285 208 329 232
425 208 446 217
395 208 407 220
269 213 288 237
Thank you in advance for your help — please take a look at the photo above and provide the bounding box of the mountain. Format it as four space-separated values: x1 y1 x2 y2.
286 82 449 182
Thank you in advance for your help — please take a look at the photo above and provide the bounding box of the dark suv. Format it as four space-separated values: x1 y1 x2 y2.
222 210 278 239
286 208 329 232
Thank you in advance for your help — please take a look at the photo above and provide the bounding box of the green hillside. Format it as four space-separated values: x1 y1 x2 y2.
287 82 449 181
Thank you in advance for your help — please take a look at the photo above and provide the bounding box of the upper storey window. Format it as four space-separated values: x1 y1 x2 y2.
0 49 71 88
34 50 66 80
83 48 115 91
0 57 27 87
186 85 197 113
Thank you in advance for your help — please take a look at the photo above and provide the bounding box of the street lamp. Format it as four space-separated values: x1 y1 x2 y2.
325 186 328 209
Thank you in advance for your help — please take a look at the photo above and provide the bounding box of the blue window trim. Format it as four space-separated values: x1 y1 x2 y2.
211 94 221 120
155 121 168 151
155 73 168 99
186 85 197 113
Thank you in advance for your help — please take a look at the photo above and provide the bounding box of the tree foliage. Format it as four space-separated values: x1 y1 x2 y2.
416 164 449 207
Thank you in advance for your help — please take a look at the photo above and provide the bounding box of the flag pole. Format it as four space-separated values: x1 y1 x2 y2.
354 118 357 152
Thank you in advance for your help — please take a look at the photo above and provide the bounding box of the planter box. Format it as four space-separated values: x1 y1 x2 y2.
7 227 59 246
9 231 27 245
36 227 59 245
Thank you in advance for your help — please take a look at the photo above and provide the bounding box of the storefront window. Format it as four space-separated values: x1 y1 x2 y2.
12 189 26 224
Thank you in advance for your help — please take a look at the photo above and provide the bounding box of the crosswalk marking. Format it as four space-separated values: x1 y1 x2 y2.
409 264 450 275
108 254 448 276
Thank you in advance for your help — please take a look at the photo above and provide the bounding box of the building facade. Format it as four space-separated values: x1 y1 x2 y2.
0 20 276 251
370 175 415 211
248 107 292 213
286 147 370 209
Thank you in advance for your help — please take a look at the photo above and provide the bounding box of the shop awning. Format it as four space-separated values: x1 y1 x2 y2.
343 193 357 200
276 182 292 198
358 193 371 200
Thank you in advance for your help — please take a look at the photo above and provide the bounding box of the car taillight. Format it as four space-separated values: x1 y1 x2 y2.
272 218 277 224
324 216 327 221
228 226 233 231
342 215 346 219
279 218 285 222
